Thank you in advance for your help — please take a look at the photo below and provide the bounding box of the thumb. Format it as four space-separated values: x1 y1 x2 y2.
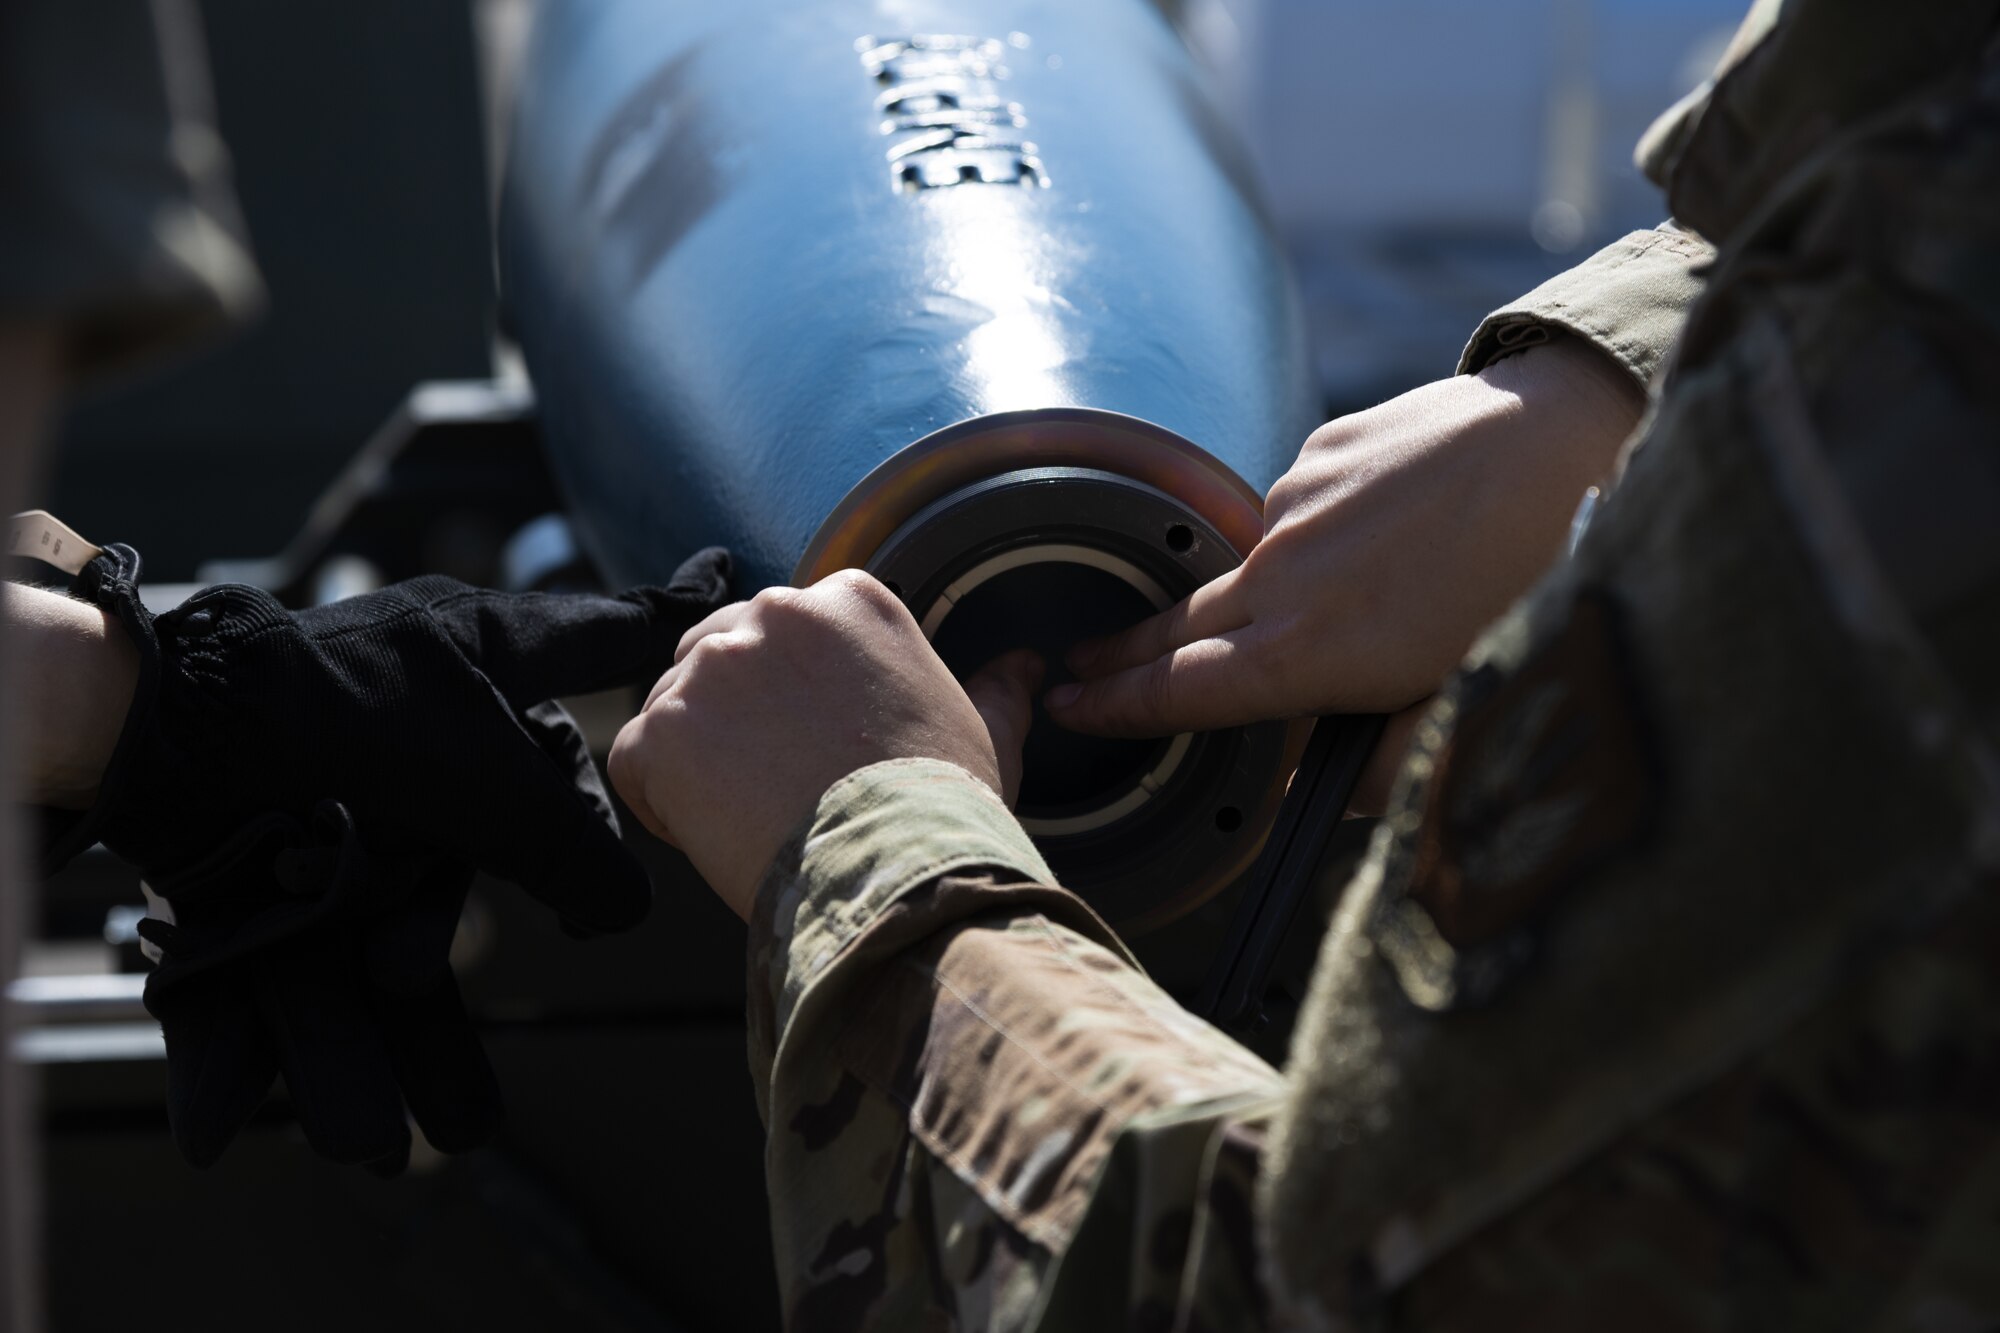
961 649 1044 808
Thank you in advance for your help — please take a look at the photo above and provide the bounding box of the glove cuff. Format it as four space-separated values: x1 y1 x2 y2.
37 544 165 875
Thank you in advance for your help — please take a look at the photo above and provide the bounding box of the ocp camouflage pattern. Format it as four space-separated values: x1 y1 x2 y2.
747 2 2000 1328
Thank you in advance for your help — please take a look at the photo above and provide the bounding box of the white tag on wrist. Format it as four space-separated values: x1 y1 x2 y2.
137 881 174 965
8 509 103 576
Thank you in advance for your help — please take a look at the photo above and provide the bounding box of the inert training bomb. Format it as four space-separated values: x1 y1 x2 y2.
500 0 1319 926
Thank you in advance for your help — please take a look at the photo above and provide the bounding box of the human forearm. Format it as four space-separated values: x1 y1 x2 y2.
4 580 137 808
746 757 1095 1117
599 524 1297 1325
750 759 1285 1329
764 900 1286 1331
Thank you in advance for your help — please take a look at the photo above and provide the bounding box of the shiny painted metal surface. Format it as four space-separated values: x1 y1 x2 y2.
500 0 1320 925
500 0 1317 591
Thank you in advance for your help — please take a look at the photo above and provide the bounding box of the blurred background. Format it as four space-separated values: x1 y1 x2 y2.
18 0 1738 1328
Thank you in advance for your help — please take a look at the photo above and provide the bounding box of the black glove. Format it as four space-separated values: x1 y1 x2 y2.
41 543 732 1168
138 803 496 1173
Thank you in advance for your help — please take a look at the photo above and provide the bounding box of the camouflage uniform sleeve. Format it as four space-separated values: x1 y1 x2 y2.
745 758 1288 1332
1455 0 1794 390
1455 224 1715 391
1260 29 2000 1322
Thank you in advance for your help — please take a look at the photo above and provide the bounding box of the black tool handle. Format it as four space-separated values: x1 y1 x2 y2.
1195 712 1387 1029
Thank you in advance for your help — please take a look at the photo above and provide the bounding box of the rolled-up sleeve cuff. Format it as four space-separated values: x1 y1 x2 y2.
1457 225 1714 390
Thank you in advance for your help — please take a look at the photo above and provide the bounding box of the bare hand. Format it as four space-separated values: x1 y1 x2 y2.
608 571 1042 918
1046 340 1644 808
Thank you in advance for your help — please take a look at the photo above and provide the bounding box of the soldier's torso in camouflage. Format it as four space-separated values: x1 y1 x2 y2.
746 2 2000 1327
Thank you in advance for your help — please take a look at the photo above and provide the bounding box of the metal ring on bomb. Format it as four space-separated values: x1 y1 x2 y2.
848 454 1302 931
917 542 1195 837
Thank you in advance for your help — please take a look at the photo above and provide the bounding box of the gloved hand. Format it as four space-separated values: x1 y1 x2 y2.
40 542 732 1168
137 803 495 1173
